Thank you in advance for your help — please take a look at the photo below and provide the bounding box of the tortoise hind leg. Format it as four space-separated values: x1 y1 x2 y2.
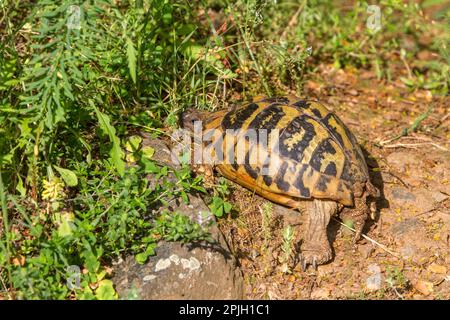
300 199 339 270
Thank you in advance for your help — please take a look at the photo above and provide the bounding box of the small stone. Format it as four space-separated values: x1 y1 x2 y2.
391 188 416 202
415 280 434 295
400 244 417 259
249 249 260 260
366 264 382 291
310 288 331 299
317 264 334 277
358 244 374 258
427 263 447 275
348 89 359 96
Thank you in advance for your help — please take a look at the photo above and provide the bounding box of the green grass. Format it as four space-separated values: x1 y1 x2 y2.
0 0 448 299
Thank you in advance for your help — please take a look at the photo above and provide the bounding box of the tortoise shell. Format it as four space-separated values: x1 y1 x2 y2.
199 95 370 207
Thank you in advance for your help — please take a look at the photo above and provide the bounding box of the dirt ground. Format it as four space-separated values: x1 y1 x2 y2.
217 65 450 300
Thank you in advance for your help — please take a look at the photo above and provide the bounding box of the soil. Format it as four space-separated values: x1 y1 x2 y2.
217 65 450 300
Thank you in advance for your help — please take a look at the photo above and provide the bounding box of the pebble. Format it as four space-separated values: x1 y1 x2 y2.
358 244 374 259
366 264 382 291
391 188 416 202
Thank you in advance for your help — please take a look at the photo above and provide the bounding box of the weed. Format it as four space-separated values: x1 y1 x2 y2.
260 202 273 251
386 266 410 299
280 224 295 274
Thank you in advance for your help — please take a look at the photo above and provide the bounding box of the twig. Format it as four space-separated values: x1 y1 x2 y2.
333 218 401 259
414 207 439 217
400 52 413 79
382 142 449 151
379 107 433 145
0 270 12 300
441 113 450 123
384 170 411 189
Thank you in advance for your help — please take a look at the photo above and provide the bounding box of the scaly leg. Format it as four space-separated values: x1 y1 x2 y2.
299 199 338 270
340 195 369 244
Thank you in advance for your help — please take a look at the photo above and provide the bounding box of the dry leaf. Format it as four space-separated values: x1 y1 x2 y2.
427 263 447 275
415 280 434 295
12 255 25 266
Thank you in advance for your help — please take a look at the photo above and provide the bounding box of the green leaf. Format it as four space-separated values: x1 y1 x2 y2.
141 146 155 160
209 197 232 218
16 175 26 197
56 212 76 237
54 165 78 186
83 250 100 273
135 243 155 265
95 280 118 300
343 219 355 230
126 37 137 84
125 135 142 152
135 252 148 264
92 102 125 176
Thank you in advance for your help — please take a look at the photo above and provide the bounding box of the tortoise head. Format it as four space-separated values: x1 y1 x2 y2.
179 109 208 132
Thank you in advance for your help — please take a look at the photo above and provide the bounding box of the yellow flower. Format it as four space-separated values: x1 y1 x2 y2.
42 177 66 201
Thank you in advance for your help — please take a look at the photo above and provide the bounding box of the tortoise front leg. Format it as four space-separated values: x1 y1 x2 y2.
299 199 338 270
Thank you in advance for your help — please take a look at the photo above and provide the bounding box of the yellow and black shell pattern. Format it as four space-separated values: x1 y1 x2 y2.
203 95 370 207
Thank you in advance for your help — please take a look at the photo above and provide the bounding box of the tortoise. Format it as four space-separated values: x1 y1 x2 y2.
180 95 379 270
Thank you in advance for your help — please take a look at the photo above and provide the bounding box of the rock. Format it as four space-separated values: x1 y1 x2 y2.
414 280 434 296
391 188 416 202
112 136 244 299
113 241 244 299
310 288 331 299
389 187 446 215
427 263 447 275
366 264 382 291
358 244 374 259
391 218 420 236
